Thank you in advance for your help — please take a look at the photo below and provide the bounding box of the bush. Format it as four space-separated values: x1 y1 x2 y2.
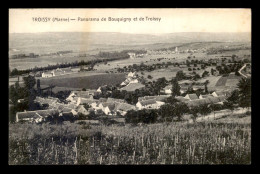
125 109 158 124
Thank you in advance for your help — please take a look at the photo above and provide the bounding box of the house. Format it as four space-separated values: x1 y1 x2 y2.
76 97 97 106
66 91 94 103
164 85 172 94
180 86 189 94
128 72 136 77
129 79 139 84
16 111 40 123
136 99 165 110
61 107 72 113
42 72 53 78
175 96 190 102
184 94 199 100
138 95 170 102
120 81 127 86
77 105 90 115
199 94 214 99
107 98 126 103
96 87 102 93
34 97 61 109
115 103 136 116
207 96 226 104
71 109 78 116
98 102 116 115
17 99 25 103
212 91 229 97
16 109 59 123
128 53 136 59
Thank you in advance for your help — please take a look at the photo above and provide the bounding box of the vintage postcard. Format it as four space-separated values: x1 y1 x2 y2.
9 8 251 165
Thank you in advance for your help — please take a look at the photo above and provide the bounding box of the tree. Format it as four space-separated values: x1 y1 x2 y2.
210 103 223 119
202 71 209 78
223 101 235 114
23 75 36 90
198 104 211 118
10 68 19 76
147 75 153 79
173 102 189 121
193 74 201 81
158 104 174 122
83 103 90 110
237 78 251 110
190 106 200 122
227 89 239 105
171 78 181 97
164 96 179 105
176 71 186 81
204 80 210 94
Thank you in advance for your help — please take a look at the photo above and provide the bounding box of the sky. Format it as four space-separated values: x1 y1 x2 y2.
9 8 251 34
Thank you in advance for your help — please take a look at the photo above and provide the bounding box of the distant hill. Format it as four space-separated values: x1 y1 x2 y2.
9 32 251 55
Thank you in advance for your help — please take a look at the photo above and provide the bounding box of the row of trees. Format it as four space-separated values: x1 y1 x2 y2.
96 51 130 59
9 60 96 77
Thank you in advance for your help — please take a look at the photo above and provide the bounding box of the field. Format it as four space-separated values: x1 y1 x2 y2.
9 113 251 165
137 68 181 82
9 54 98 70
40 73 126 90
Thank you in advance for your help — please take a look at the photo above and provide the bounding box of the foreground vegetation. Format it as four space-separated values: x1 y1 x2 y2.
9 116 251 165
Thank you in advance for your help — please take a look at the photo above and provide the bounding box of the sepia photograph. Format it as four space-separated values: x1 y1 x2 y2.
8 8 251 165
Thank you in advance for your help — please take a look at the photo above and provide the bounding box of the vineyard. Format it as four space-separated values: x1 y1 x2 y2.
9 115 251 165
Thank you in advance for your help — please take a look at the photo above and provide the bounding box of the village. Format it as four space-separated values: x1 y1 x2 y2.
13 51 251 124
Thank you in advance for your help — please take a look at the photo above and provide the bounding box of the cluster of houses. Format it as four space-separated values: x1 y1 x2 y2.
15 77 232 123
136 95 170 110
120 72 139 87
127 53 147 59
181 91 229 107
42 67 79 78
67 90 136 116
163 81 205 95
147 48 179 55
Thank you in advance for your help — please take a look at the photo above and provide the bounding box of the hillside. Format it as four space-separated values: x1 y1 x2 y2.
9 32 251 55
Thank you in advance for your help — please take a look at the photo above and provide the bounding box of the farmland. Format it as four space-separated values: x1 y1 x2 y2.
9 113 251 165
40 73 126 89
9 54 98 70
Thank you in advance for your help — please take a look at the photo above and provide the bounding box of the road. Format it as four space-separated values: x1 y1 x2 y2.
238 63 251 79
